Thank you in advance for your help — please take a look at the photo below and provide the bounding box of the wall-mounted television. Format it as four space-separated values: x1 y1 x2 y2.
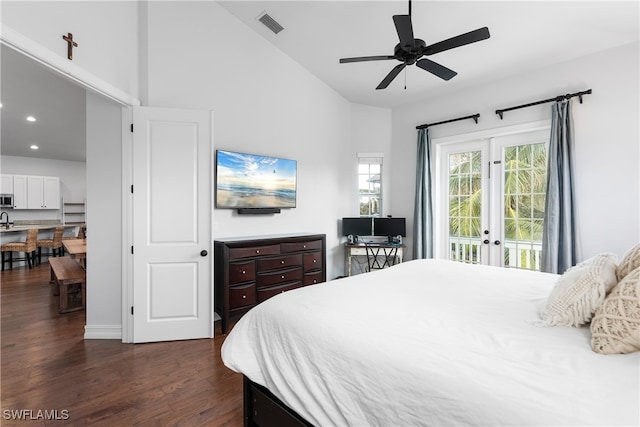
215 149 297 212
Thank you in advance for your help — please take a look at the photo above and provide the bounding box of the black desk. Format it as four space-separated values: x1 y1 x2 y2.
344 243 404 276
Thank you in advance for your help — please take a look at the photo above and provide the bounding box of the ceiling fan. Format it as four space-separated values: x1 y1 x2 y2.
339 0 490 90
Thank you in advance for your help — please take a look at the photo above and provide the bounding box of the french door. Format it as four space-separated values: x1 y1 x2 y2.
436 127 550 270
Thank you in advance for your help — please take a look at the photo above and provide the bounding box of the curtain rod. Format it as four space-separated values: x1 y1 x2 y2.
495 89 592 120
416 113 480 130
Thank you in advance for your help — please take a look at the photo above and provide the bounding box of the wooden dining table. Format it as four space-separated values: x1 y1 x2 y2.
63 238 87 266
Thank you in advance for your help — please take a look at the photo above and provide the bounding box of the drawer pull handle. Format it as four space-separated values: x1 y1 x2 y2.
255 250 260 254
281 275 285 279
313 259 317 263
242 295 247 299
241 270 246 274
281 260 285 264
313 280 317 284
303 245 306 248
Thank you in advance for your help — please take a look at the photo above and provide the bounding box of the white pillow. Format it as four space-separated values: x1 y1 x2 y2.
537 253 618 327
591 266 640 354
617 242 640 282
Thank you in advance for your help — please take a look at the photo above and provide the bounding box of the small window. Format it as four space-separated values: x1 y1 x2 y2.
357 154 383 217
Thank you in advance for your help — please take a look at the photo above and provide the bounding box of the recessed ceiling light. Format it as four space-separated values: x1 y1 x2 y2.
30 145 39 150
26 116 36 122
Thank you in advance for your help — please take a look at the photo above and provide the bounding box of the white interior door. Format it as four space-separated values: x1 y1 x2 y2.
132 106 212 343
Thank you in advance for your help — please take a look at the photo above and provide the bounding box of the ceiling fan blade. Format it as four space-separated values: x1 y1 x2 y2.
376 63 406 90
423 27 490 55
416 58 457 81
393 15 415 50
339 55 396 64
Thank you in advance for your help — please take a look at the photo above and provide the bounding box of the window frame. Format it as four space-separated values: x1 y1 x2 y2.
357 153 384 218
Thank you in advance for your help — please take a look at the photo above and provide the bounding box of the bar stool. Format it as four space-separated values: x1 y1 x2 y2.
37 226 65 264
1 228 38 271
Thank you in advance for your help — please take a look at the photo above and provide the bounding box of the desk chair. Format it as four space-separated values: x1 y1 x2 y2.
365 243 399 272
1 228 38 270
37 226 65 263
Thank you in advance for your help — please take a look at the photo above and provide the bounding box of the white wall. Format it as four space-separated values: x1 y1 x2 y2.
143 1 378 279
350 103 394 215
84 91 123 338
1 0 139 99
0 155 86 222
391 42 640 261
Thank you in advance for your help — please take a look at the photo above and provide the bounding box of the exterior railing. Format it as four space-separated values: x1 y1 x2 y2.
449 237 542 271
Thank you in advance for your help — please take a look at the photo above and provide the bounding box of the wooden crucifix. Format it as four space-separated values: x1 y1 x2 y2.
62 33 78 60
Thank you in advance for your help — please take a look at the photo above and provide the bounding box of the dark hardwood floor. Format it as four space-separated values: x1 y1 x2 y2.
1 262 243 426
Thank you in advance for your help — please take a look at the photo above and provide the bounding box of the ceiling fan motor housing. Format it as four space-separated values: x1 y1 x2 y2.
394 39 426 65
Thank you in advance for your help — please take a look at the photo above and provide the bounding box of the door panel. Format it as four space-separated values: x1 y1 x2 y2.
132 106 212 343
439 141 489 265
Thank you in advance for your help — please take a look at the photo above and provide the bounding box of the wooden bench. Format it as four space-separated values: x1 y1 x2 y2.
49 256 86 313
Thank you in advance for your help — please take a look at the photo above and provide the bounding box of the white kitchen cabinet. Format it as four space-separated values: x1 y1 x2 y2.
43 176 61 209
27 176 60 209
0 175 13 194
12 175 28 209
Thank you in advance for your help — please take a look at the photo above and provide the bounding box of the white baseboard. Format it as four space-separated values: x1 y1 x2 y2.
84 324 122 340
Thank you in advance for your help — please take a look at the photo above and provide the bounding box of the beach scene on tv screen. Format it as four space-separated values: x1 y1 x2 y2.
216 150 296 208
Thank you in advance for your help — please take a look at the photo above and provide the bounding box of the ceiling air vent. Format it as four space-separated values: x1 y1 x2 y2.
257 12 284 35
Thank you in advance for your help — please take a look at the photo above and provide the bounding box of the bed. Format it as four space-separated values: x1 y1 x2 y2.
221 258 640 426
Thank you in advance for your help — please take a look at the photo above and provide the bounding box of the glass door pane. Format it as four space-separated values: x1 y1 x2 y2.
448 150 484 264
502 142 547 270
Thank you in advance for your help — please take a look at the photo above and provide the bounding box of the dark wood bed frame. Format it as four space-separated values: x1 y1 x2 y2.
243 375 313 427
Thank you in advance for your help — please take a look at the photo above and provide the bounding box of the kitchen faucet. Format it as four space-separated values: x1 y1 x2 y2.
0 211 8 229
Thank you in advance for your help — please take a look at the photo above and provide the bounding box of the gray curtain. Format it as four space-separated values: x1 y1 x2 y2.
541 100 579 273
413 128 434 259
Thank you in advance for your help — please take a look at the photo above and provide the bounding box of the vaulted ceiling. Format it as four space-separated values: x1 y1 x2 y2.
1 1 638 162
218 1 639 108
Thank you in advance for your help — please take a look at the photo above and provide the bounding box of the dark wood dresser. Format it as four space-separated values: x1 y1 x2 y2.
214 234 326 334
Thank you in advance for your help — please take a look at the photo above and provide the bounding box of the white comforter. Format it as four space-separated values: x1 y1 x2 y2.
221 259 640 426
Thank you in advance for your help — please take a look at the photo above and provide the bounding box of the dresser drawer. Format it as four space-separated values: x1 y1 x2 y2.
256 267 303 288
303 252 323 271
257 282 302 303
228 260 256 284
257 254 302 272
229 283 256 309
281 239 323 253
303 271 323 286
229 244 280 260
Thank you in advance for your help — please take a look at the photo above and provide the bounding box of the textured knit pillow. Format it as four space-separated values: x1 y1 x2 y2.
617 243 640 282
591 267 640 354
537 253 618 327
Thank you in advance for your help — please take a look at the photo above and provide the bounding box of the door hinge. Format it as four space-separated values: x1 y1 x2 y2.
130 123 134 133
130 185 133 194
131 246 134 254
131 306 134 315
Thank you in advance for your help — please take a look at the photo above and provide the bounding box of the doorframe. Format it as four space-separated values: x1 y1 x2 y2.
1 26 140 342
432 120 551 261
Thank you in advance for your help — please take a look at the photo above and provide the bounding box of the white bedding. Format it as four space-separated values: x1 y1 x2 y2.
221 259 640 426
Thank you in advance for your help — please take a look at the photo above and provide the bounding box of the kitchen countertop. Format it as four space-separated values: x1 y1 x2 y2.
0 223 80 233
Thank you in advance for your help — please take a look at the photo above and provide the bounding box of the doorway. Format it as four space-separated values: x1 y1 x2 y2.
0 43 122 335
435 124 550 270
